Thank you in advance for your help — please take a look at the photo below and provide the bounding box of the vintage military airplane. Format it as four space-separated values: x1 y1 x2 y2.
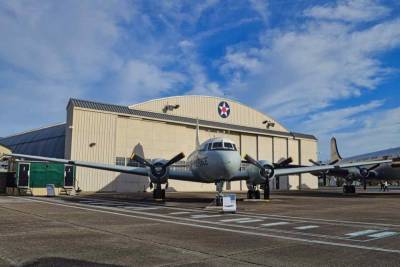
6 124 393 205
310 137 400 193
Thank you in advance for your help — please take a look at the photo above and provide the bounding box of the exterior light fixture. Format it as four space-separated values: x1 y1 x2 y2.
163 104 180 113
262 120 275 129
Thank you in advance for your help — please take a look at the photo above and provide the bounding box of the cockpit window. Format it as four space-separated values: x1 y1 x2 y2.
210 141 237 151
212 142 223 149
224 142 233 149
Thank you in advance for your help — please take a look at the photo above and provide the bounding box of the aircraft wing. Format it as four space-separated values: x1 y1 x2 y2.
9 153 149 176
9 153 198 182
274 159 393 177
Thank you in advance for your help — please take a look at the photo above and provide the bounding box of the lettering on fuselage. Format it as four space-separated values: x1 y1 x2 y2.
193 157 208 168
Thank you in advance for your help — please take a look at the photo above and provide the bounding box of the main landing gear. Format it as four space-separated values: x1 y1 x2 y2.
152 183 166 200
247 185 261 199
343 178 356 194
247 181 271 200
215 181 224 206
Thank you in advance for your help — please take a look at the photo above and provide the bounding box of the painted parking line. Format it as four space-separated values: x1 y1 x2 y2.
345 230 381 237
368 231 397 238
261 222 290 227
295 225 320 230
191 214 222 219
123 206 160 210
219 218 252 222
169 211 191 215
236 219 263 224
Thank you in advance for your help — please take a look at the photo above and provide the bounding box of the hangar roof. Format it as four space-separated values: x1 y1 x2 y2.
0 124 65 158
68 98 316 140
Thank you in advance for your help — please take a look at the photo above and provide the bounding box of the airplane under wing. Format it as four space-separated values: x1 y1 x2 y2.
273 159 393 177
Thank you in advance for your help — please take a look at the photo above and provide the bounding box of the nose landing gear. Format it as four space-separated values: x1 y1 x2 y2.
215 181 224 206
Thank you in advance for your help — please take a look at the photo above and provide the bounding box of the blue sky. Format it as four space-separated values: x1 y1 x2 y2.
0 0 399 160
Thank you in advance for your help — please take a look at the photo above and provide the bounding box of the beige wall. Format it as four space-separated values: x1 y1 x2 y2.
288 139 300 190
300 139 319 189
258 136 273 162
131 96 288 132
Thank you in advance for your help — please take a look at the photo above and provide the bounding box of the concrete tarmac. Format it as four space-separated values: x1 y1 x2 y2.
0 191 400 266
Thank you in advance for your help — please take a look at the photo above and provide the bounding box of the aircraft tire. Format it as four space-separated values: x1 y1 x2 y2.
161 189 166 200
247 190 254 199
255 190 261 199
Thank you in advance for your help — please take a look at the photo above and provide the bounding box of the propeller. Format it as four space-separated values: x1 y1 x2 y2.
244 154 275 179
357 164 380 190
131 152 185 179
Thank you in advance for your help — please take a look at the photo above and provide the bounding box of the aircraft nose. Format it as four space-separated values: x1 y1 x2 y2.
214 151 239 178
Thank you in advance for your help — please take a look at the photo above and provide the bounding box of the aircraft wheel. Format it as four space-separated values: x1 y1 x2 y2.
350 185 356 194
247 190 254 199
343 185 348 194
255 190 261 199
153 188 162 199
161 189 166 200
216 196 224 206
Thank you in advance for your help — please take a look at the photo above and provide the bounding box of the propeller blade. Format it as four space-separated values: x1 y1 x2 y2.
367 164 380 171
165 152 185 168
309 159 321 166
131 154 153 167
275 157 293 167
244 154 265 170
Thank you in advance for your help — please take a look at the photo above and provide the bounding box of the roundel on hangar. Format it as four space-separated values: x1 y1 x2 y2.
218 101 230 118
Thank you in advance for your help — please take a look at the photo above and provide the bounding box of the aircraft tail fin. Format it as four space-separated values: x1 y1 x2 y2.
330 137 342 163
195 119 200 149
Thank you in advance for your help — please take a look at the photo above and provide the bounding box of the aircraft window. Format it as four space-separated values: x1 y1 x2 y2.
224 142 233 149
212 142 223 149
199 143 207 151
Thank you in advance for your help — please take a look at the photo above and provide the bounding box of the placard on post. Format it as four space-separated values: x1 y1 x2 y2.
222 194 237 213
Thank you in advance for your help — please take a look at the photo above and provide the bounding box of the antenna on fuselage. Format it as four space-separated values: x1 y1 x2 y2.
196 118 200 149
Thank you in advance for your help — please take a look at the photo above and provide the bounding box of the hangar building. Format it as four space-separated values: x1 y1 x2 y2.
0 96 318 193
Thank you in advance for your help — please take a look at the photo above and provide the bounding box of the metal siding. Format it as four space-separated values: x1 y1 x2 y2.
257 136 273 162
288 139 300 190
240 135 257 159
72 110 117 192
300 139 318 189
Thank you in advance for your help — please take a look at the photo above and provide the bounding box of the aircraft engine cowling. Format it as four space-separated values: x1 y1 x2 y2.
131 152 185 185
148 159 169 184
246 160 275 185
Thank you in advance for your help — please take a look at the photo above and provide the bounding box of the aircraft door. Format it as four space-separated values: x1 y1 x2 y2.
64 165 74 188
18 163 30 188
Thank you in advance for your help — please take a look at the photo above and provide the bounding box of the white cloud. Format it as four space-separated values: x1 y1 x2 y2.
115 60 186 100
301 100 384 135
249 0 269 22
325 107 400 159
304 0 390 22
221 15 400 119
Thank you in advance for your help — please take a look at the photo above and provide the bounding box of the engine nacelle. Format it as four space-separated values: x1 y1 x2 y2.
148 159 169 184
246 160 274 185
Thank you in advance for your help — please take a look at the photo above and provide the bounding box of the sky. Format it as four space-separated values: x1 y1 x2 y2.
0 0 399 160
